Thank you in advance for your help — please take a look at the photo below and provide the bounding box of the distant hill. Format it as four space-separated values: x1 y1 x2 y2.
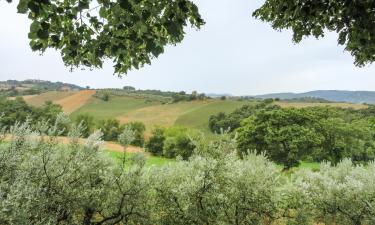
0 79 83 92
254 90 375 104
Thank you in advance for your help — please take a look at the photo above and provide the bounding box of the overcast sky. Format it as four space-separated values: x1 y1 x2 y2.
1 0 375 95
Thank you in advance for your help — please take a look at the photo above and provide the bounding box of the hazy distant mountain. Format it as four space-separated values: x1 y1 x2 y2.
255 90 375 104
0 79 83 91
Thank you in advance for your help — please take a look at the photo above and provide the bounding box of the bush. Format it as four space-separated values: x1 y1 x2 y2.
97 118 121 141
2 121 375 225
0 122 150 224
123 121 145 147
162 127 199 160
145 127 165 155
74 113 95 138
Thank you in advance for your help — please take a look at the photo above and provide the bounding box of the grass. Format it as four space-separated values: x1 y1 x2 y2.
25 91 76 107
117 100 215 133
174 100 253 133
107 149 322 171
107 151 174 167
299 161 321 170
70 96 159 121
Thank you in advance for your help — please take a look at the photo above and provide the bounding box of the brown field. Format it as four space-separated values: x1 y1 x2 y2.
54 90 96 114
276 101 368 110
25 91 77 107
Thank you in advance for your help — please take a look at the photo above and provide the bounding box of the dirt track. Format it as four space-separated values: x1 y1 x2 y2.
58 137 144 153
5 135 144 153
55 90 96 114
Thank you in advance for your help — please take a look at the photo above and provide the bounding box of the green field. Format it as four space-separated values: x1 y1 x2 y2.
70 96 159 121
174 100 253 133
107 149 321 170
70 95 251 134
107 151 174 167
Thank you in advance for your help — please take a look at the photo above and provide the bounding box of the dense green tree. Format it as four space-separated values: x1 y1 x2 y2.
0 97 35 127
97 118 120 141
145 127 165 155
163 127 198 160
313 118 374 165
236 108 321 170
208 102 279 133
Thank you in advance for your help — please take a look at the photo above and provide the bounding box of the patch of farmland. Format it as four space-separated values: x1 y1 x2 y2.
25 91 76 107
174 100 253 133
117 101 214 132
54 90 96 114
70 95 159 121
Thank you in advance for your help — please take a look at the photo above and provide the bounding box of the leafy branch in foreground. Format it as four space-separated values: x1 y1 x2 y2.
10 0 204 74
254 0 375 67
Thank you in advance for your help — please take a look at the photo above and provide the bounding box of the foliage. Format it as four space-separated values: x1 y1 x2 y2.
0 97 64 130
208 101 279 133
0 122 150 225
254 0 375 67
118 126 135 149
145 127 165 155
237 108 321 170
11 0 204 74
292 160 375 225
163 126 201 160
2 121 375 224
123 121 145 147
236 106 375 169
146 126 199 160
96 118 145 146
74 113 95 138
97 118 121 141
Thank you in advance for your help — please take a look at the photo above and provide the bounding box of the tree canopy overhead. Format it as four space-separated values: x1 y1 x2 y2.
10 0 204 74
6 0 375 74
253 0 375 67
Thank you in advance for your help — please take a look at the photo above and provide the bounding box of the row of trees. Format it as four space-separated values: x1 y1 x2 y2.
1 121 374 225
0 97 66 130
74 114 145 147
0 98 146 147
208 101 278 133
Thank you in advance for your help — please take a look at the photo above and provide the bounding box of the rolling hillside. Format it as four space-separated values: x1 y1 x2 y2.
13 87 369 135
25 91 76 107
71 96 249 133
255 90 375 104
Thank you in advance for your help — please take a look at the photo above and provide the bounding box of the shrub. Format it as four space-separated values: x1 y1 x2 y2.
123 121 146 147
162 127 199 160
74 113 95 138
145 127 165 155
97 118 121 141
2 121 375 225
